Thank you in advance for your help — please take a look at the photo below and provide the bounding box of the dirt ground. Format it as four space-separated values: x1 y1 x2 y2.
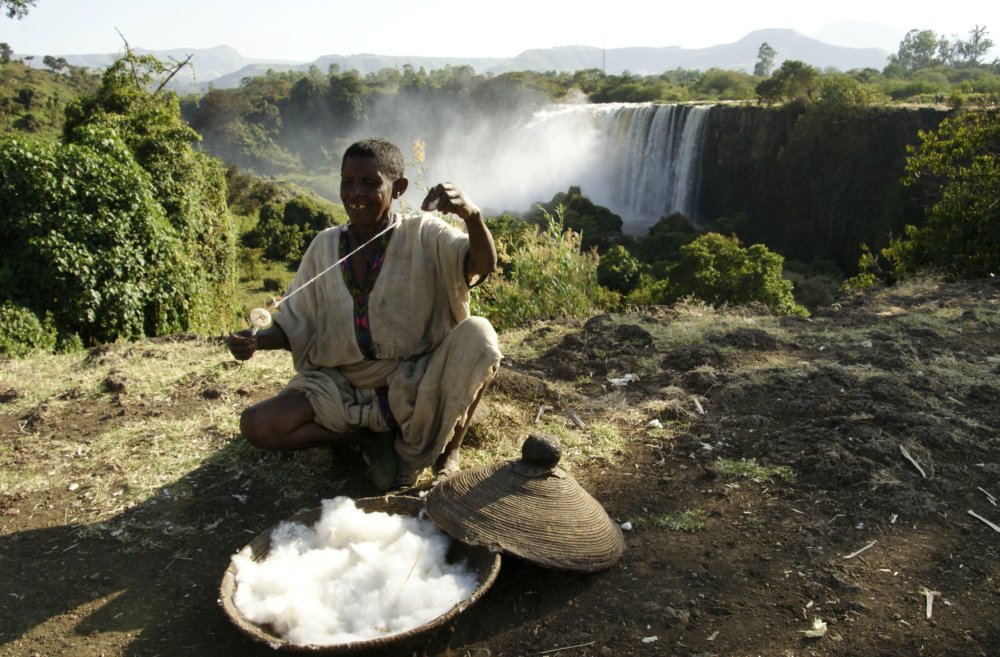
2 278 998 657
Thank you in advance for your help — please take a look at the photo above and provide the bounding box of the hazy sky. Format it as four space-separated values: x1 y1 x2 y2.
3 0 995 61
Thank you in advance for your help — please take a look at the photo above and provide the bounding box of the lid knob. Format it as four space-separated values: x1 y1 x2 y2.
521 433 561 470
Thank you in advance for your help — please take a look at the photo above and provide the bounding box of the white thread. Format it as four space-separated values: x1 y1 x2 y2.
247 215 409 334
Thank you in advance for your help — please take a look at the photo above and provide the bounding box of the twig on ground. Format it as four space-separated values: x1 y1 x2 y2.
920 587 940 619
566 408 586 430
967 509 1000 533
978 487 997 507
899 445 927 478
534 404 552 424
691 396 705 415
843 540 877 559
535 641 596 655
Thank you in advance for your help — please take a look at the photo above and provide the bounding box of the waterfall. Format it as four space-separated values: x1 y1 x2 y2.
597 103 711 228
368 101 712 232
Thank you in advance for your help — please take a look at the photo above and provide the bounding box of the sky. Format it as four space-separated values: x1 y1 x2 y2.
2 0 996 61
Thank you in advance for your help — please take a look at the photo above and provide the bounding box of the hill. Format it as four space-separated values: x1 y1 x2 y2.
0 60 99 140
494 29 890 75
19 28 891 92
1 277 998 655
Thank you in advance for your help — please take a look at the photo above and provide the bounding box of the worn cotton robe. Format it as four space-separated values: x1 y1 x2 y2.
273 213 502 471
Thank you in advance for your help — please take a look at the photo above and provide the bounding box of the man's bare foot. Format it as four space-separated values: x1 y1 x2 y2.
364 431 398 492
432 449 461 480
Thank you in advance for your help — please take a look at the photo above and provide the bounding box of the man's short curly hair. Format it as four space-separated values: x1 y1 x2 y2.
342 137 405 180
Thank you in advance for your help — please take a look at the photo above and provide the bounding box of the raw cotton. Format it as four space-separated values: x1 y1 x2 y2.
231 496 478 646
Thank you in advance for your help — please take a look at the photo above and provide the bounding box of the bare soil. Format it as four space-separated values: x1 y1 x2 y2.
2 279 999 657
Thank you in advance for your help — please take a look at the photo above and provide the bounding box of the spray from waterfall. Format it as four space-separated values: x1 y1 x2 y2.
352 99 712 233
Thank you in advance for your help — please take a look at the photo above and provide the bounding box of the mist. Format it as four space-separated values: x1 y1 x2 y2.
350 94 710 232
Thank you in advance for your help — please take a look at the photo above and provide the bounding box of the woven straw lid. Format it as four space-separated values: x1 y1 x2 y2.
425 434 624 572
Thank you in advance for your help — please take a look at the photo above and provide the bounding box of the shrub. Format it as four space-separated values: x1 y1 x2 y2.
662 233 807 315
0 302 57 358
885 108 1000 279
472 206 614 330
0 130 199 344
598 244 644 294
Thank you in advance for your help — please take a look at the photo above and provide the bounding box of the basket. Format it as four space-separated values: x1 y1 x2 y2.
219 495 501 655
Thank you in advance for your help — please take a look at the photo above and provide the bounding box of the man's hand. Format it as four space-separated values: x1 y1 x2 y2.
422 182 482 222
226 330 257 361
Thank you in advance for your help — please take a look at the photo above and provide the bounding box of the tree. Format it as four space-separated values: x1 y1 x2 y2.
1 0 36 19
754 42 776 77
885 108 1000 279
0 42 12 63
955 25 994 65
697 68 755 99
663 233 805 315
12 47 243 343
755 60 820 105
634 212 698 271
598 245 643 294
42 54 68 72
0 128 190 344
890 29 950 72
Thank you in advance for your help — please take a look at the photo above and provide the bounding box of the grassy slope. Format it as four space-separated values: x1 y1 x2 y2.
0 60 99 142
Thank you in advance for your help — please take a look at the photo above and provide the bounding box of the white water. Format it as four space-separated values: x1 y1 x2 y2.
360 101 713 233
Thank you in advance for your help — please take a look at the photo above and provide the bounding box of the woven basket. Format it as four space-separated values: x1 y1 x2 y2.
426 434 624 572
219 495 501 655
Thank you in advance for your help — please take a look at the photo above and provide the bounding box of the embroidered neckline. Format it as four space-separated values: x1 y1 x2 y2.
339 217 396 359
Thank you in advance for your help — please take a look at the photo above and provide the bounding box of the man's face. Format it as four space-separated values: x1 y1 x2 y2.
340 156 397 227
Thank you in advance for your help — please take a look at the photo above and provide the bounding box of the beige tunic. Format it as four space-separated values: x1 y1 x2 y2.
273 213 501 470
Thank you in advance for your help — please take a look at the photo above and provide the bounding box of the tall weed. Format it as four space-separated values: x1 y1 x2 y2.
472 205 614 331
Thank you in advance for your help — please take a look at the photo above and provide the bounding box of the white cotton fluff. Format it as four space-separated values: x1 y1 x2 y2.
231 497 478 646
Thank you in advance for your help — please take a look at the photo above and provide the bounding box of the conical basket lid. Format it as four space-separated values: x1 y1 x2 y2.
425 434 624 572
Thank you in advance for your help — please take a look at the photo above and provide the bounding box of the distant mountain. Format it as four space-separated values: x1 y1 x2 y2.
492 30 889 75
813 20 903 52
23 29 892 92
208 53 505 90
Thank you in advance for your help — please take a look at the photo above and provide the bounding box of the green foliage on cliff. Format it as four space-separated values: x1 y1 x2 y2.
885 108 1000 278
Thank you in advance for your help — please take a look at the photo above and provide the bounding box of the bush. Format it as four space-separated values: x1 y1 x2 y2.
0 130 199 344
523 187 623 252
598 245 644 294
661 233 807 315
885 108 1000 279
0 302 57 358
472 206 615 330
62 51 240 335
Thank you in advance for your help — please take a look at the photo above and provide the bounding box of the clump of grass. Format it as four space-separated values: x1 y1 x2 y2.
651 508 707 532
714 457 795 482
473 205 615 331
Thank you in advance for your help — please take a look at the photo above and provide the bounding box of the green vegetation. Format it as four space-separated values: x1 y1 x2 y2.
713 457 795 482
473 206 616 331
650 509 707 532
626 232 807 316
2 22 997 355
0 59 100 141
884 108 999 279
171 24 999 181
0 50 239 352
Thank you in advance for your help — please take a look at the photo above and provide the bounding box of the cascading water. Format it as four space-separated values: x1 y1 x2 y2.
486 102 712 230
364 100 712 232
597 103 711 228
